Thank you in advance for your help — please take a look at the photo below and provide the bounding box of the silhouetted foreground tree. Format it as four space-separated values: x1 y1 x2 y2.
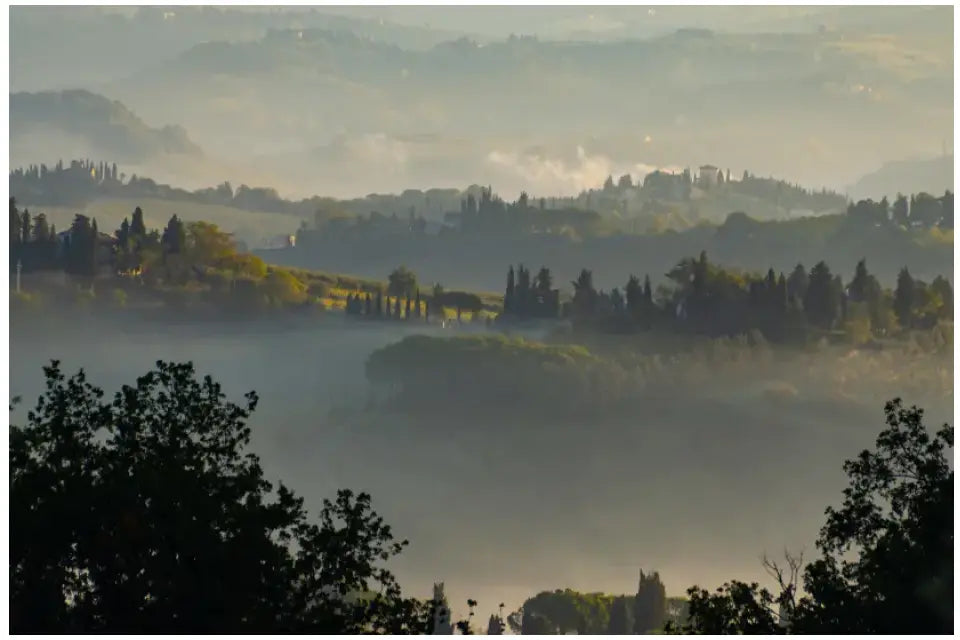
669 399 953 634
10 361 432 634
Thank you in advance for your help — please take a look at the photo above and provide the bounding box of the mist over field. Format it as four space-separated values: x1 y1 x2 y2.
8 5 954 633
9 315 952 617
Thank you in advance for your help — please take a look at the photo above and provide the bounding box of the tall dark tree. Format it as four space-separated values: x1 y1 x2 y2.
571 268 598 318
21 209 32 245
414 290 421 318
31 213 50 244
504 266 516 314
610 287 625 314
892 193 909 227
376 291 383 317
10 361 426 634
786 263 809 309
692 251 709 297
115 218 135 273
848 259 870 303
834 275 847 325
803 261 838 330
161 215 187 256
671 399 953 635
625 275 642 319
792 400 953 633
65 215 97 278
938 190 953 229
10 197 21 247
516 264 531 316
130 206 147 238
765 268 777 303
893 267 915 329
535 266 553 294
634 570 667 633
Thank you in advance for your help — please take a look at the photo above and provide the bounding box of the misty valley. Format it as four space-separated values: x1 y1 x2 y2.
8 5 954 636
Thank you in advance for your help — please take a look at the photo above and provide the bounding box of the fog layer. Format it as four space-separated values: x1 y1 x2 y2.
10 317 951 617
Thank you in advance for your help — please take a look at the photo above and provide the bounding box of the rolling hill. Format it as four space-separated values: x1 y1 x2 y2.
848 154 954 201
10 89 202 165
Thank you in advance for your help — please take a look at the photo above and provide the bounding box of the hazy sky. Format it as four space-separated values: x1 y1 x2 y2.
9 5 954 201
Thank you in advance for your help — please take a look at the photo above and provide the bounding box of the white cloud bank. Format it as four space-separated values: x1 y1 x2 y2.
485 145 683 197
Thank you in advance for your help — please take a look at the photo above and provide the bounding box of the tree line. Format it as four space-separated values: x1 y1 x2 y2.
498 252 952 344
508 571 672 634
17 159 922 248
9 198 490 322
342 266 488 324
846 191 953 229
10 199 314 311
538 168 849 221
10 196 113 278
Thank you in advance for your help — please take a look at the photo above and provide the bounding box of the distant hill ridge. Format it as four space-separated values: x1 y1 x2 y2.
848 155 953 201
10 89 202 162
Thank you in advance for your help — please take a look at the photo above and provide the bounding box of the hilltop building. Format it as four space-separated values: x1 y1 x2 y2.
698 165 721 188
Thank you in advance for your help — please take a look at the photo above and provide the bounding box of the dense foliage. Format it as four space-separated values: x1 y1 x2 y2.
364 329 952 417
500 252 952 346
366 334 613 412
9 360 438 633
15 160 951 243
504 574 678 635
8 357 951 634
669 399 953 634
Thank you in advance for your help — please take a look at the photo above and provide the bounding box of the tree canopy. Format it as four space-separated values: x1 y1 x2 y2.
670 398 953 634
10 361 431 634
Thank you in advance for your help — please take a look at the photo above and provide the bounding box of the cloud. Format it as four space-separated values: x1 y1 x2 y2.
326 133 411 173
485 146 682 196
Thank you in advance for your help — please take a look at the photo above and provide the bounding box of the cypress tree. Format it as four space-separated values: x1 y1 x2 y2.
894 267 915 329
32 213 50 244
10 197 21 248
505 266 515 314
89 218 99 277
21 210 32 245
131 207 147 238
